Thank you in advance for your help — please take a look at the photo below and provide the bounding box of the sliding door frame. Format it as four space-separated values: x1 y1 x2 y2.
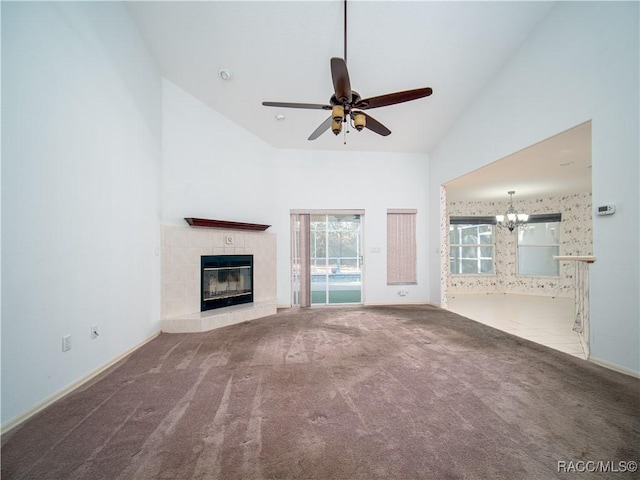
291 209 365 307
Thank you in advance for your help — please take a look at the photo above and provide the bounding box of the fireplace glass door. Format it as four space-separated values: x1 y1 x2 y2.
201 255 253 311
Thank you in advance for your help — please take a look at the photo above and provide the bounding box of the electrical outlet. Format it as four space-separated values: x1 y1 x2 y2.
62 335 71 352
91 325 99 340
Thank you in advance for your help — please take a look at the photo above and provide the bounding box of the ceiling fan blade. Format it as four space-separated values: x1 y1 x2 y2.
360 112 391 136
354 87 433 110
330 57 352 104
308 116 333 140
262 101 332 110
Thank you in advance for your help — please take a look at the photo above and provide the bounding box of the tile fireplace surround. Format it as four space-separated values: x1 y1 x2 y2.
161 225 277 333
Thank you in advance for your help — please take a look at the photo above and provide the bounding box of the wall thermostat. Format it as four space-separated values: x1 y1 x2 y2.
596 204 615 216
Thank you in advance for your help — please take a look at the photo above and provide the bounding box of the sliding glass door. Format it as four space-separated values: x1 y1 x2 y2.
310 214 362 305
291 211 363 306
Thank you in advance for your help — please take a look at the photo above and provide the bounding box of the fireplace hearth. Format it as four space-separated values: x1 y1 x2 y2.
201 255 253 311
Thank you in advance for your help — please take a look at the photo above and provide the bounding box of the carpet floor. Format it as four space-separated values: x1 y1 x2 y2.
2 305 639 479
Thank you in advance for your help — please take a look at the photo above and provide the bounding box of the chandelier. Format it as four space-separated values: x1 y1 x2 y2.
496 191 529 231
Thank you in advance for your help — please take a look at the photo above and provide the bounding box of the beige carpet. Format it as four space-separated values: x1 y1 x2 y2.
2 305 639 479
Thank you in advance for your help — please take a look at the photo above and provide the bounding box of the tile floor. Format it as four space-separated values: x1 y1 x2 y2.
446 293 586 359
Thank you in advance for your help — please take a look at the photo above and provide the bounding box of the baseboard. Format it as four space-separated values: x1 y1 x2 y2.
1 330 161 435
277 303 432 308
588 356 640 379
363 301 431 307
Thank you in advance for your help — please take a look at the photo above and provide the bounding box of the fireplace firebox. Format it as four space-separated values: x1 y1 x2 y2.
201 255 253 312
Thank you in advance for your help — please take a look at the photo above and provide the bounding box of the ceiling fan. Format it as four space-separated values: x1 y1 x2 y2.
262 0 433 141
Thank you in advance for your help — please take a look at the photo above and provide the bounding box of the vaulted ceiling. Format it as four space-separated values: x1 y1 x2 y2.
127 1 591 199
127 1 555 153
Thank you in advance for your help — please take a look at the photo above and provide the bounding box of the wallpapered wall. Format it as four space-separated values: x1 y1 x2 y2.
446 192 592 298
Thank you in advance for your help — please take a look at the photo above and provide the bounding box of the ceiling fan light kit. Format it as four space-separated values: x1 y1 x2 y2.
331 118 342 135
332 105 344 122
261 0 432 142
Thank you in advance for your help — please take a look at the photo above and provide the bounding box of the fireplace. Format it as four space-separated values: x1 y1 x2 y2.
201 255 253 312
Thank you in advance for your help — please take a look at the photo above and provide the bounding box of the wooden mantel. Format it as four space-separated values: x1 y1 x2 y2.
184 217 271 231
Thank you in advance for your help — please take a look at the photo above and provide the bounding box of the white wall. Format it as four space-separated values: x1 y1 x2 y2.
429 2 639 374
161 79 277 227
161 81 431 308
272 150 430 307
2 2 162 426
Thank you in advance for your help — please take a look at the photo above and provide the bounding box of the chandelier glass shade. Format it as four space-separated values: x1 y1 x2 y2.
496 191 529 231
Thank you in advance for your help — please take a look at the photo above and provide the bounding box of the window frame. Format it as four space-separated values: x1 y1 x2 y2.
516 214 562 277
449 218 496 276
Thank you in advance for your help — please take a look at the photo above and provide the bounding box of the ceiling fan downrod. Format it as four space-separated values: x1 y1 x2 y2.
343 0 348 64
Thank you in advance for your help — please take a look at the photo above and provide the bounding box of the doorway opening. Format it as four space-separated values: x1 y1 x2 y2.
441 121 592 358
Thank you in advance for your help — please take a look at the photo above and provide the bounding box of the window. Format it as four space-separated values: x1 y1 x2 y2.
449 218 495 275
517 215 561 276
387 209 417 284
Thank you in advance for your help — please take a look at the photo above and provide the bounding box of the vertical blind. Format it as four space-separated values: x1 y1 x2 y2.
298 214 311 307
387 209 417 284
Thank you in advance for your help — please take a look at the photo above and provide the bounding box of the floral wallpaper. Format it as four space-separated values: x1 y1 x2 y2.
439 186 449 308
445 192 592 298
